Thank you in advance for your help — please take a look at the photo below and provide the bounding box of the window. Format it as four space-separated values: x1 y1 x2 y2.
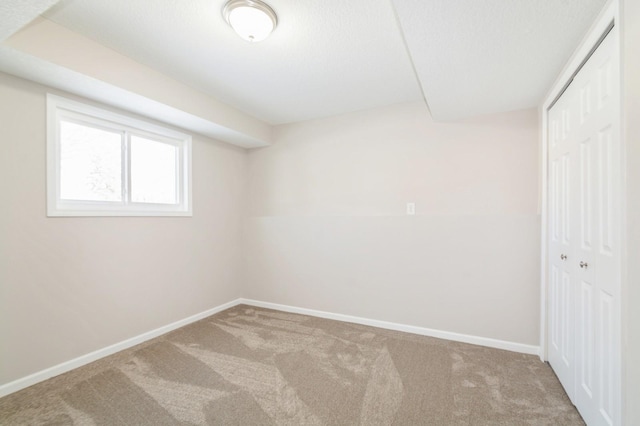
47 95 192 216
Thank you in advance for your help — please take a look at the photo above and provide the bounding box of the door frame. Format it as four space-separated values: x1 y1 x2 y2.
539 0 623 420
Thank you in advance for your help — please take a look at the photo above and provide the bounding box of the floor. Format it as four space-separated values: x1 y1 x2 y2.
0 305 584 425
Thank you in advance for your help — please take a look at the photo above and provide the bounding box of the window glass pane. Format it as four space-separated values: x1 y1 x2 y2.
131 136 177 205
60 120 122 202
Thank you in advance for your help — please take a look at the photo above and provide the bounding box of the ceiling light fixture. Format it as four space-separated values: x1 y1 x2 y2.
223 0 278 43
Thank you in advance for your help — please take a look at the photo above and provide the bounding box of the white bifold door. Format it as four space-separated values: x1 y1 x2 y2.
547 28 621 426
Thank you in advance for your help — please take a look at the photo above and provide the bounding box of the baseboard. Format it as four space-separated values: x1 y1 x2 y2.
239 298 540 356
0 298 243 399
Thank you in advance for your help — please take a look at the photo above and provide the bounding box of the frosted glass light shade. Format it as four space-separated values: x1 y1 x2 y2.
223 0 277 42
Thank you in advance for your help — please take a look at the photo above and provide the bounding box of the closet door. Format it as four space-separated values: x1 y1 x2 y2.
572 29 620 426
547 28 621 426
548 78 578 401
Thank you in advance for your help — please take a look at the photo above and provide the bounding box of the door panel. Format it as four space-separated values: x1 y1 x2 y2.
548 91 577 399
579 279 594 398
561 270 573 367
598 126 614 257
598 291 614 425
579 138 593 250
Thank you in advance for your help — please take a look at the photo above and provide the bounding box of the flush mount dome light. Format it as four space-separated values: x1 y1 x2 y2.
223 0 278 42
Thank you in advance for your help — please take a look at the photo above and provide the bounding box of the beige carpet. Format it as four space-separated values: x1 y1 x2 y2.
0 305 583 425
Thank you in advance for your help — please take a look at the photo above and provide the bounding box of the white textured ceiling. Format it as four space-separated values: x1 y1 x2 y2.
392 0 607 121
12 0 607 124
42 0 423 124
0 0 58 41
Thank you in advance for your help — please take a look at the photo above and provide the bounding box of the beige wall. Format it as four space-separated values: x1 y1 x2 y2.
0 72 246 385
244 103 541 345
622 0 640 423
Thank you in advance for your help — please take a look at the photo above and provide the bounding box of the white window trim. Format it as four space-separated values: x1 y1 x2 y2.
47 94 192 217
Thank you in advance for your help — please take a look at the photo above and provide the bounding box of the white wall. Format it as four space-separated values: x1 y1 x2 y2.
622 0 640 423
0 72 246 386
244 102 541 346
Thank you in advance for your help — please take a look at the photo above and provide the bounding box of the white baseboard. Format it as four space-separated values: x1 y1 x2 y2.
0 298 243 399
1 297 540 399
239 299 540 356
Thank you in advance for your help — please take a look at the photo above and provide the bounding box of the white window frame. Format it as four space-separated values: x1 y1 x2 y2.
47 94 192 217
